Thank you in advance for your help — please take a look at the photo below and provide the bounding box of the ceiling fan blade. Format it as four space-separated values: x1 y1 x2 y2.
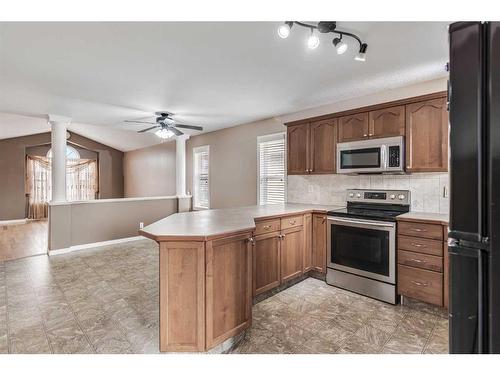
174 124 204 131
138 125 159 133
125 120 156 125
168 126 184 136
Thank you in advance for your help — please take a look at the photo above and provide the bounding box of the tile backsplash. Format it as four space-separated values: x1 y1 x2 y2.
287 173 449 214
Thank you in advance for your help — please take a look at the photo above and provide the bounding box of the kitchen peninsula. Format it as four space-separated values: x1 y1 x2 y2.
140 203 343 352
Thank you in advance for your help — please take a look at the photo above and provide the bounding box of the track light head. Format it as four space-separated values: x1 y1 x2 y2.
278 21 293 39
333 37 348 54
307 29 320 50
355 43 368 61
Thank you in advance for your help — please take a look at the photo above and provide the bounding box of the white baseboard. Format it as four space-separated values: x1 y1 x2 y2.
0 219 28 225
49 235 145 256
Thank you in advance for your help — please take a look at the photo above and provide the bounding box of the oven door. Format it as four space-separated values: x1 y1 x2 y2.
327 216 396 284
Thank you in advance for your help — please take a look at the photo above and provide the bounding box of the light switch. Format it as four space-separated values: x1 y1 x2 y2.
443 186 449 198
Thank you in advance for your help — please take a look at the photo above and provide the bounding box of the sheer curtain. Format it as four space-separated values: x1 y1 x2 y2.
26 156 99 219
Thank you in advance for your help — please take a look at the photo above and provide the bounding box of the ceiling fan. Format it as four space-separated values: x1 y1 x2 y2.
124 112 203 139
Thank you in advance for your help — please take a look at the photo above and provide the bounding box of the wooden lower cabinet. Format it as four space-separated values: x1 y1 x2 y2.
312 213 327 273
398 264 443 306
206 233 252 348
281 226 304 283
303 213 313 272
253 232 281 295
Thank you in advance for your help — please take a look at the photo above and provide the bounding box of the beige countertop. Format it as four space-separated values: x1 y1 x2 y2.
397 211 449 225
140 203 345 241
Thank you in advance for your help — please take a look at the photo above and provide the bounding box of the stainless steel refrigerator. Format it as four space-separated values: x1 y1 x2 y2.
448 21 500 353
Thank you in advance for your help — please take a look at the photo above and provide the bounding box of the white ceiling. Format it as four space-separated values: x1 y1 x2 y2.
0 22 449 151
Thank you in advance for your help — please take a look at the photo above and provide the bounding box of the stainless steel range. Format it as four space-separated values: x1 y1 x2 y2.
326 189 410 304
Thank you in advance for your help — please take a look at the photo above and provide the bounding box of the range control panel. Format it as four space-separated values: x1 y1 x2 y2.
346 189 410 205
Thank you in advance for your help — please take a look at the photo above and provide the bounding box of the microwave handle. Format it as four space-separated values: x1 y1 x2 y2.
381 145 387 170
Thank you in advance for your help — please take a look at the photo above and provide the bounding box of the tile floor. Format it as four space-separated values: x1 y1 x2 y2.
0 239 448 354
0 220 48 261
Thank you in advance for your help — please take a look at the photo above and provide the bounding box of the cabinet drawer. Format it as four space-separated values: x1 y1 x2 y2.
397 235 443 256
398 265 443 306
398 221 443 240
254 219 280 235
280 215 303 230
397 250 443 272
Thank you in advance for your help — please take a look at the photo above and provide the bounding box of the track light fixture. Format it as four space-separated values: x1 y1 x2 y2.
277 21 368 61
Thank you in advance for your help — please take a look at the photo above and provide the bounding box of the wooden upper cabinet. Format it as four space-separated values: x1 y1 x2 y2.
287 123 310 174
312 214 327 273
368 105 405 139
280 226 303 283
310 119 337 174
338 112 369 143
253 232 281 296
405 98 449 172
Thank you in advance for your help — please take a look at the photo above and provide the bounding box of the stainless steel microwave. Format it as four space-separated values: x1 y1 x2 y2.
336 136 404 174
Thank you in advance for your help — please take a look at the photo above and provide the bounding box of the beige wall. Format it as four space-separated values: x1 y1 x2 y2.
186 118 285 209
185 78 448 210
123 141 177 197
0 131 124 220
48 196 177 250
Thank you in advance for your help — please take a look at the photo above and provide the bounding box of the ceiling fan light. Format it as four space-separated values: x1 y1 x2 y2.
278 22 292 39
307 30 320 50
333 37 348 54
155 128 174 139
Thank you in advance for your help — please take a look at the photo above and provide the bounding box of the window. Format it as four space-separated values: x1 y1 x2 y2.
258 133 286 205
193 145 210 210
46 145 80 160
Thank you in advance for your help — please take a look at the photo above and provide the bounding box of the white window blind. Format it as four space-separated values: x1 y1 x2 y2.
258 133 286 205
193 145 210 210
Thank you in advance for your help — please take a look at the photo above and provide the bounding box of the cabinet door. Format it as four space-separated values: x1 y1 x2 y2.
368 105 405 139
338 112 369 142
287 123 310 174
206 233 252 349
253 231 281 296
309 119 337 174
303 214 313 272
312 214 327 273
405 98 448 172
280 226 303 283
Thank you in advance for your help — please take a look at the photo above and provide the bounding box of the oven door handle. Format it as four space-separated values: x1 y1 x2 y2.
328 217 395 228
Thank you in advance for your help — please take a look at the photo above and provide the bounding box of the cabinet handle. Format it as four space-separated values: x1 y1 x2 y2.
289 220 296 225
411 228 426 232
282 234 286 239
369 133 373 136
247 237 255 246
363 134 368 137
409 258 424 263
411 280 428 287
263 225 271 230
410 242 426 247
322 217 326 224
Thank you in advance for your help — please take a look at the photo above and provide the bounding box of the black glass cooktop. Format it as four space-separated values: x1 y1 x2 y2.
327 203 409 222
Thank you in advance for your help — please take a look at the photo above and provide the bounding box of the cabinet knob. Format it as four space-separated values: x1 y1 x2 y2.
363 134 368 137
263 225 271 230
369 133 373 136
289 220 296 225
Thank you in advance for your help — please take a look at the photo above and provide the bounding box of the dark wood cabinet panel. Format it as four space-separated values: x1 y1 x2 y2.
303 214 313 272
312 213 327 273
206 233 252 348
310 119 337 173
368 105 405 139
280 226 303 282
287 123 310 174
405 98 449 172
338 112 369 142
253 232 281 296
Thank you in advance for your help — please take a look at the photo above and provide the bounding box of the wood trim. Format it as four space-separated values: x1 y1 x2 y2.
159 241 205 352
284 91 447 127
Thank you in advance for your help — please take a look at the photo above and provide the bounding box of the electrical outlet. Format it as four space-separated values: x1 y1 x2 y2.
139 222 144 229
308 185 314 193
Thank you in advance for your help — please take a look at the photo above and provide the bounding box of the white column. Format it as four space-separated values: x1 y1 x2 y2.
175 134 190 197
48 115 71 203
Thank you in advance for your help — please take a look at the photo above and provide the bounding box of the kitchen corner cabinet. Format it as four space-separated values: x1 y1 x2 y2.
312 213 327 273
405 98 449 172
287 119 336 175
338 112 369 142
